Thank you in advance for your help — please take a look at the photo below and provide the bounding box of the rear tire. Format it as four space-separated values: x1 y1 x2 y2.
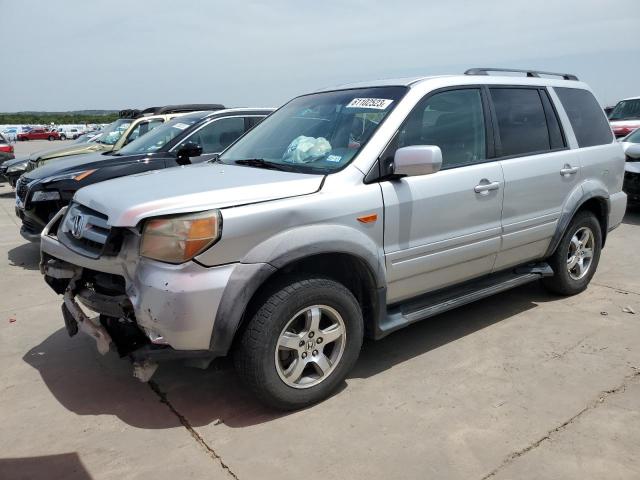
542 211 602 296
48 135 54 141
234 277 363 410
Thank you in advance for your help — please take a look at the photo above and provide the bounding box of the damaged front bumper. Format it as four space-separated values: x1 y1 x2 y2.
40 207 237 381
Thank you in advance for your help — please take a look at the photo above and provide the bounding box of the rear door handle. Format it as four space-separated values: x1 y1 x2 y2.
474 181 500 194
560 165 579 176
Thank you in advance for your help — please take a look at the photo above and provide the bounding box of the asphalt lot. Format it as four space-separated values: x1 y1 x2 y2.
1 140 639 480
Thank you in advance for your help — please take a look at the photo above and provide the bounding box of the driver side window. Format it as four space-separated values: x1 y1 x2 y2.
177 117 246 154
395 88 487 169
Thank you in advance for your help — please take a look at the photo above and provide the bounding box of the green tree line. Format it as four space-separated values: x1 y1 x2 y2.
0 113 119 125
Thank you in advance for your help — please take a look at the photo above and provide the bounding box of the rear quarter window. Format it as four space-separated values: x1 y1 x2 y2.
554 87 613 148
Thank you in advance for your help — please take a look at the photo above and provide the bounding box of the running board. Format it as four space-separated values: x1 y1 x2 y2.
377 263 553 338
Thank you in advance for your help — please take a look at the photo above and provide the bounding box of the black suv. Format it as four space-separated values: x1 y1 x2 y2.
16 108 272 241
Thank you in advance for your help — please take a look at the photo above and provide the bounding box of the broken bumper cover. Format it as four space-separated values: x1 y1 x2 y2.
40 212 237 352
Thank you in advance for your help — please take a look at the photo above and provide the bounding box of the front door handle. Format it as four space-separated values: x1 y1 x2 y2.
560 165 579 176
474 181 500 194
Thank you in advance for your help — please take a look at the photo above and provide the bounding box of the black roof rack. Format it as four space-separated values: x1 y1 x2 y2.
118 104 225 119
464 68 578 81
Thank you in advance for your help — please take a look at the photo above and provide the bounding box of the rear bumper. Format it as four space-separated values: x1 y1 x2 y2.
608 191 627 230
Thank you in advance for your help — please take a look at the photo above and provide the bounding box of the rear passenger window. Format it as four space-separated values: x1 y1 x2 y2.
554 87 613 147
490 88 550 156
397 88 486 169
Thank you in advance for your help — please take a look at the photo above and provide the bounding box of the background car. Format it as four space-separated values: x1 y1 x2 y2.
17 128 60 141
609 96 640 137
621 128 640 206
24 103 225 172
73 131 102 143
15 108 272 240
0 156 28 186
0 132 15 164
57 127 83 140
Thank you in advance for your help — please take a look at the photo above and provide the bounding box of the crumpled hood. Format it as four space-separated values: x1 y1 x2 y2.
74 162 324 226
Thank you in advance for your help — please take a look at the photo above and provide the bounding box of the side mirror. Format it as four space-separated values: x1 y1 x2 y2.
393 145 442 177
624 143 640 160
176 142 203 165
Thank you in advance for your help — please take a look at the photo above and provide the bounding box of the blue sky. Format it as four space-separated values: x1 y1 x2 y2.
2 0 638 111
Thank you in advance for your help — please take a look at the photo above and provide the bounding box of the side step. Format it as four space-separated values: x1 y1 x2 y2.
377 263 553 338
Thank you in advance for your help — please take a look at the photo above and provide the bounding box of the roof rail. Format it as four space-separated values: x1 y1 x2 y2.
118 104 226 119
464 68 578 81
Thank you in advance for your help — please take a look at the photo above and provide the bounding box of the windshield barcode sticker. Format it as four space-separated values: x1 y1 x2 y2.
346 98 394 110
172 123 190 130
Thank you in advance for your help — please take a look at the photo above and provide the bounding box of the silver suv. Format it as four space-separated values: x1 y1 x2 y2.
40 68 627 410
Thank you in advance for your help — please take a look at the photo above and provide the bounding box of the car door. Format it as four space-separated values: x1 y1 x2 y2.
490 86 580 270
381 87 504 304
170 116 257 165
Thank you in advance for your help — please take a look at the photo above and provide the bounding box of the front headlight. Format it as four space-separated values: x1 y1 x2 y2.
43 169 96 183
31 190 61 202
7 160 28 173
140 210 222 264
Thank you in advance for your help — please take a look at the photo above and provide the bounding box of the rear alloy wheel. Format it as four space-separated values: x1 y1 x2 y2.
48 135 54 141
543 211 602 295
235 277 363 410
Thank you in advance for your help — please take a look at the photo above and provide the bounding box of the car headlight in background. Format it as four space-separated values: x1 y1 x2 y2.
140 210 222 264
31 191 61 202
7 160 28 173
43 169 97 183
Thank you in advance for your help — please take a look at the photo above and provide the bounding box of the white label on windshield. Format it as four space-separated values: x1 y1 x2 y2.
326 155 342 163
172 123 190 130
346 98 393 109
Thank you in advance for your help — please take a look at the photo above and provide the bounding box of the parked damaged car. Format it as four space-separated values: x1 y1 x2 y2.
16 109 272 241
39 69 626 410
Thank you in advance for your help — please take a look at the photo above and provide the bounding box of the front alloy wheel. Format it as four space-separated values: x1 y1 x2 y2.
275 305 346 389
235 277 363 410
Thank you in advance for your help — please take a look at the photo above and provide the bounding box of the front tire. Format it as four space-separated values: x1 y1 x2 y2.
542 211 602 295
60 134 66 140
235 277 363 410
48 135 54 141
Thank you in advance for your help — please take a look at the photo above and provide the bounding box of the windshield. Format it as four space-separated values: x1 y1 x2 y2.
624 128 640 143
116 114 204 155
609 99 640 121
220 86 407 174
97 119 133 145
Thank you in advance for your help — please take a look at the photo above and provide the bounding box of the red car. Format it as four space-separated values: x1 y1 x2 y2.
17 128 61 141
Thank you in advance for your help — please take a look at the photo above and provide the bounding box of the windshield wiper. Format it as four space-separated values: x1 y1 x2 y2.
234 159 293 171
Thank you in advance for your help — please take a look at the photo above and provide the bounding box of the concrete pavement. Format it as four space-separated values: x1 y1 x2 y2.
1 140 639 479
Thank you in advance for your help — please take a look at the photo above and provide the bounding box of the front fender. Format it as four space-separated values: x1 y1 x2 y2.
209 224 386 354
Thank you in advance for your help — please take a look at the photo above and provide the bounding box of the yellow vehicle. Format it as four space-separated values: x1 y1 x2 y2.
26 104 224 171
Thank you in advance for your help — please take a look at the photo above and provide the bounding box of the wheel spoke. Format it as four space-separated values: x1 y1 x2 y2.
576 258 585 276
320 324 343 344
311 353 331 375
570 236 580 251
284 357 306 383
583 248 593 259
567 255 578 269
305 306 321 332
278 331 302 350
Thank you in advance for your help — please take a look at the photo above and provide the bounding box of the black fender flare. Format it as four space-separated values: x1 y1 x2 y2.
209 224 385 355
